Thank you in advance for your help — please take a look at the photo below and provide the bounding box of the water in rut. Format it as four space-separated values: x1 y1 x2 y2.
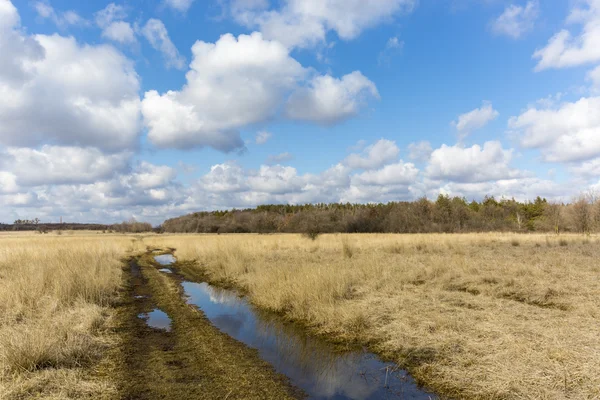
155 254 435 399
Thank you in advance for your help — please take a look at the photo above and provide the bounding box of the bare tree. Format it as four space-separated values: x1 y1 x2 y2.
571 195 592 234
544 202 562 234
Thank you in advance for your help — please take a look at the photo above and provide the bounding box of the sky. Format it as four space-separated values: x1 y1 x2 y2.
1 0 600 225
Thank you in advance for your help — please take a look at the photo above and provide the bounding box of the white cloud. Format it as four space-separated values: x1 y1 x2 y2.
426 142 522 183
34 1 88 28
231 0 417 49
408 141 433 162
142 32 376 151
452 101 499 139
0 0 19 30
266 152 294 164
164 0 195 13
353 161 418 185
491 1 539 39
128 162 177 190
508 96 600 162
432 177 568 204
95 3 127 28
142 32 302 150
0 17 141 151
588 65 600 91
0 171 18 194
102 21 136 44
3 146 131 186
533 0 600 71
255 130 272 144
568 157 600 179
141 19 186 70
344 139 399 170
286 71 379 125
201 162 248 193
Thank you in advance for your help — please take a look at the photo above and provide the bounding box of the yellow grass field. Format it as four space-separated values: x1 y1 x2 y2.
145 233 600 399
0 233 145 399
2 231 599 399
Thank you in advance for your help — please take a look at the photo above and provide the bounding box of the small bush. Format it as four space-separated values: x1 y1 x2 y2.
559 239 568 247
303 230 320 241
342 238 354 259
511 239 520 247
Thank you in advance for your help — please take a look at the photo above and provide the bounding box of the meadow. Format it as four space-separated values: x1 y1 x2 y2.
0 232 144 399
146 233 600 400
1 231 599 399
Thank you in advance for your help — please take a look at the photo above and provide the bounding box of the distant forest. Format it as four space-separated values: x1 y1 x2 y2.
1 219 153 233
5 194 599 235
162 195 599 235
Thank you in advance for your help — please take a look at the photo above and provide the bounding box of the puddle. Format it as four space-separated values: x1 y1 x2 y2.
154 254 176 266
158 268 173 274
183 282 436 400
139 309 172 332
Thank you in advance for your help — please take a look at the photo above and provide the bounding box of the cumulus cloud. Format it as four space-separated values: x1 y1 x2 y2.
231 0 417 49
141 19 186 70
0 171 18 194
0 9 141 151
286 71 379 125
426 141 522 183
142 32 377 151
508 96 600 162
432 177 567 204
0 0 18 29
255 130 272 144
491 1 539 39
344 139 399 169
408 141 433 162
588 65 600 91
452 101 499 139
142 32 302 150
34 1 88 28
353 161 418 185
102 21 136 44
534 0 600 70
2 146 131 186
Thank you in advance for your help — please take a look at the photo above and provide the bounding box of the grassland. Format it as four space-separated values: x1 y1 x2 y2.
2 231 599 399
0 232 300 399
0 232 144 399
145 233 600 399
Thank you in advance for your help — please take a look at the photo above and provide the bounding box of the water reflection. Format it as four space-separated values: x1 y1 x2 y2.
154 254 176 266
139 309 172 332
183 282 435 400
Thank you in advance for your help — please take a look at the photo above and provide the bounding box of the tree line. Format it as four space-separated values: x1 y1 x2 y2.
0 218 153 233
161 194 600 235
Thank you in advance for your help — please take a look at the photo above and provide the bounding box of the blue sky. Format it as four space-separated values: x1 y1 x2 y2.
1 0 600 224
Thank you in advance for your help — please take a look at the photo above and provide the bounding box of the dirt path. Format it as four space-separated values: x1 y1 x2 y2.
110 252 302 400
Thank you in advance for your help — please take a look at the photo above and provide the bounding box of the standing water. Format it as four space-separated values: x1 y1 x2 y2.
154 254 176 266
182 281 436 400
138 309 172 332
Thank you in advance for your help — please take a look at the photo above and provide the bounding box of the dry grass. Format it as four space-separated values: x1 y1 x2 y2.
145 233 600 399
0 233 144 399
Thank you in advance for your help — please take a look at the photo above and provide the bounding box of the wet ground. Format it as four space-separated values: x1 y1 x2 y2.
111 253 300 399
113 250 437 399
182 280 435 400
148 252 436 400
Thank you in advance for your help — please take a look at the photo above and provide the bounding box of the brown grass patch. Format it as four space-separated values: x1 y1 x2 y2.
144 233 600 399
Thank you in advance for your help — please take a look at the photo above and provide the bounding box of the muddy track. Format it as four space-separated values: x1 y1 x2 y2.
112 251 302 400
